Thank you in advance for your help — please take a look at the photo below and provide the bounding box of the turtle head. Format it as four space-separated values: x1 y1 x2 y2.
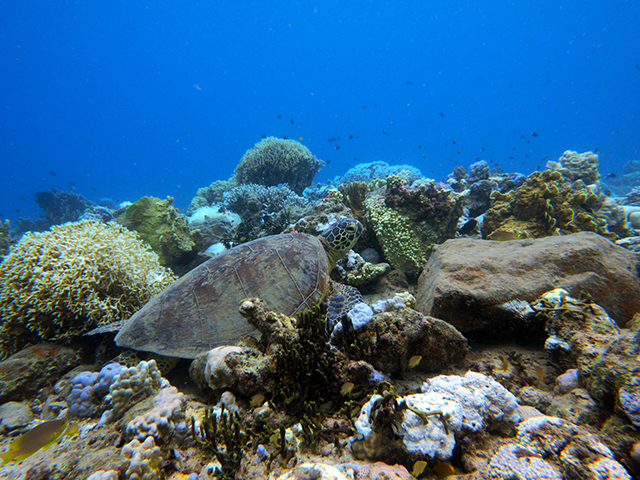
320 217 363 269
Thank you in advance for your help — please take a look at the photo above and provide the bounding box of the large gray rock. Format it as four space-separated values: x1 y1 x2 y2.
416 232 640 341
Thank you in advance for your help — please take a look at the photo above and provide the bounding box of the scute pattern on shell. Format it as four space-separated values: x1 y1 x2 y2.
115 233 331 359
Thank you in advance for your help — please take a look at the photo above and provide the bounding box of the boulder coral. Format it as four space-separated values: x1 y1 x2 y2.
481 169 617 240
115 196 196 271
546 150 601 185
234 137 323 194
365 176 462 275
0 220 176 359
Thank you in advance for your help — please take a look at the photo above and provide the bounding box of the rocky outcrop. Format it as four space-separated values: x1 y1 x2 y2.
416 232 640 341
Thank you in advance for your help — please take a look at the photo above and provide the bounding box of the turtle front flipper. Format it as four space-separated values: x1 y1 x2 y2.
326 283 364 333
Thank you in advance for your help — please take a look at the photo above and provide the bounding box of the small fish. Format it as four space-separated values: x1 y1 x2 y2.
534 365 545 383
361 105 367 109
340 382 354 395
496 355 510 372
261 134 267 138
439 112 446 117
335 145 340 150
290 118 294 124
408 355 422 369
452 140 456 145
282 135 289 139
531 132 539 137
487 230 521 241
1 419 74 465
411 460 427 477
48 170 56 176
604 173 617 180
277 115 282 119
459 218 478 235
433 462 456 478
250 393 266 407
406 80 414 85
612 130 621 135
298 136 304 140
348 134 354 139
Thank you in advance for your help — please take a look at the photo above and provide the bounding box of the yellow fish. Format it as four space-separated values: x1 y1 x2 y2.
496 354 510 372
408 355 422 369
250 393 266 408
535 365 545 383
1 419 76 465
433 462 456 478
411 460 427 477
340 382 354 395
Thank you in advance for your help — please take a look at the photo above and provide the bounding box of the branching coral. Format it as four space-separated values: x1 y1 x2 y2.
235 137 323 194
481 169 618 240
0 220 176 359
187 179 237 216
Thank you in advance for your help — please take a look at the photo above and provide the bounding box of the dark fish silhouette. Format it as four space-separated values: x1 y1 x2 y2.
277 115 282 119
290 119 294 124
439 112 446 117
531 132 539 137
604 173 617 180
459 219 477 235
49 171 56 176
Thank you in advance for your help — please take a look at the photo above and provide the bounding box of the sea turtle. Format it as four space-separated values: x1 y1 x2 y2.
110 217 364 359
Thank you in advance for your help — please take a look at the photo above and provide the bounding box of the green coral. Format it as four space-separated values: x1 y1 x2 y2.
116 196 195 270
0 220 176 359
481 170 617 240
235 137 323 195
364 176 462 275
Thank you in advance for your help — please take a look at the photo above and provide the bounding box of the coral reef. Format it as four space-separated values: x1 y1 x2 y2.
234 137 323 194
67 363 126 417
115 196 196 270
338 181 369 223
481 169 618 240
34 188 94 228
365 176 462 275
351 372 520 462
103 360 166 422
483 415 631 480
222 183 309 242
0 221 175 359
187 205 241 254
186 179 237 216
546 150 601 185
124 386 186 443
121 436 163 480
340 161 423 185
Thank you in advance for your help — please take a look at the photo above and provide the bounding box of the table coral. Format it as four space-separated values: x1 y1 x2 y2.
482 169 617 240
234 136 323 194
0 220 175 359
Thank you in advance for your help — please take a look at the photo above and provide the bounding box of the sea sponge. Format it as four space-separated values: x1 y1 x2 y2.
234 137 323 194
0 221 176 359
115 196 195 270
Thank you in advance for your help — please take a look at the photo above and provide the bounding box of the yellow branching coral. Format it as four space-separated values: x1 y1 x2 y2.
0 220 176 359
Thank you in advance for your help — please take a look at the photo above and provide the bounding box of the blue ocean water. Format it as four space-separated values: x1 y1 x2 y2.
1 1 638 225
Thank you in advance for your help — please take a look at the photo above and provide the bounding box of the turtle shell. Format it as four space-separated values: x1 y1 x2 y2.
114 232 330 359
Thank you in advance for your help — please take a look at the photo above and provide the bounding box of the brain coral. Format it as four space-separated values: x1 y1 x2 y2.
234 137 323 194
0 220 176 359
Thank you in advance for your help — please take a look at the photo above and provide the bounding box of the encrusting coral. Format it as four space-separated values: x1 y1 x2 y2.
365 175 462 275
481 169 619 240
0 220 176 359
234 137 323 194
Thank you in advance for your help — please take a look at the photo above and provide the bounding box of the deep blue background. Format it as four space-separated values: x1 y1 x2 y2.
1 1 639 224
